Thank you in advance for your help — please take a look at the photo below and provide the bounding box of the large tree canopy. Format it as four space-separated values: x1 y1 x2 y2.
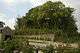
15 1 77 35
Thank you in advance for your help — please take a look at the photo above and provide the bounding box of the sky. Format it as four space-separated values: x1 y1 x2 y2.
0 0 80 32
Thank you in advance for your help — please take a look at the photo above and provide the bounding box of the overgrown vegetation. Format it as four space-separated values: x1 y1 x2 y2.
1 1 80 53
15 1 77 34
14 1 79 43
0 38 34 53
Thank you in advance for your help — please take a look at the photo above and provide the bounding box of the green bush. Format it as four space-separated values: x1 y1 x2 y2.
42 45 54 53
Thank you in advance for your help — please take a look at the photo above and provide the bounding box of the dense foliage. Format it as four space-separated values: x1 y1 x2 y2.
0 39 34 53
0 1 80 53
1 39 80 53
15 1 77 35
14 1 79 42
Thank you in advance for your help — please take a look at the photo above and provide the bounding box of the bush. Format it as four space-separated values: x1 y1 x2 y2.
42 45 54 53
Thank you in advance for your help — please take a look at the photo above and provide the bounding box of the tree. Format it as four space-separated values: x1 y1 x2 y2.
15 1 78 38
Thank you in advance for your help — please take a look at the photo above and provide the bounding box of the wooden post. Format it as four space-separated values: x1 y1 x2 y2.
0 33 2 42
36 49 38 53
0 49 4 53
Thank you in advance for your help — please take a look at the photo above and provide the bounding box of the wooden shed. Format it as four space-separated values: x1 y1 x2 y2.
0 26 13 41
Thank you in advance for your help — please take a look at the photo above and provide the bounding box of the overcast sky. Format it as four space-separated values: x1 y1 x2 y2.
0 0 80 32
